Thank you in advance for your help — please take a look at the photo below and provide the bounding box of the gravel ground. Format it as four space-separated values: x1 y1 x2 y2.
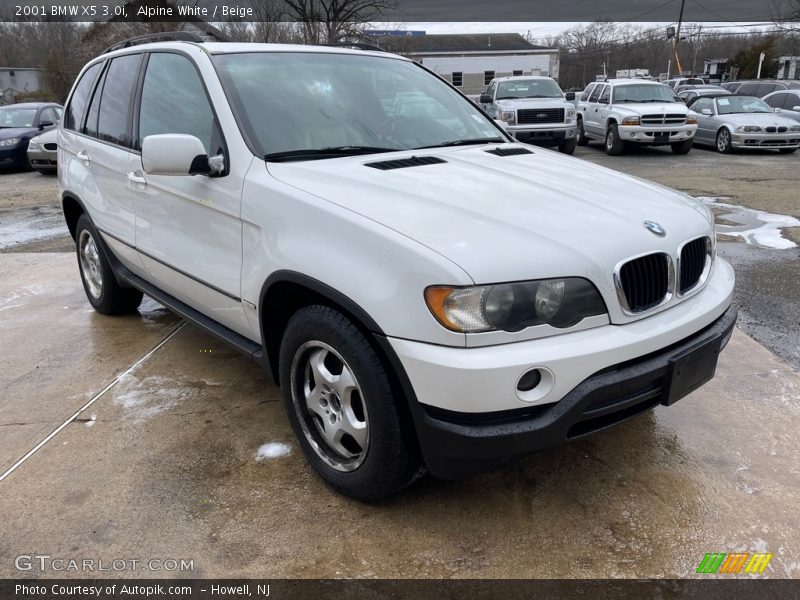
1 146 799 367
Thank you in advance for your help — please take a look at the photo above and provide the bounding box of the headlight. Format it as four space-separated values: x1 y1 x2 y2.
500 111 516 125
736 126 761 133
685 116 698 125
0 137 21 147
620 116 640 126
790 125 800 132
425 278 607 333
566 108 576 120
27 140 40 150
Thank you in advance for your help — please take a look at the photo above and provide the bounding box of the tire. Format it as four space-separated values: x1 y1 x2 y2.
670 139 693 155
75 214 143 315
576 117 589 146
716 128 734 154
559 137 577 155
279 305 420 502
779 148 797 154
605 123 625 155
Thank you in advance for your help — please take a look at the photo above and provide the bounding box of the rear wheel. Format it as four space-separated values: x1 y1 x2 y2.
605 123 625 155
559 137 577 155
75 214 142 315
670 139 694 154
576 118 589 146
279 305 420 502
716 128 734 153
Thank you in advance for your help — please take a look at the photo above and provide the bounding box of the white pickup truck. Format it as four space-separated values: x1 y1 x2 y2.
479 76 577 154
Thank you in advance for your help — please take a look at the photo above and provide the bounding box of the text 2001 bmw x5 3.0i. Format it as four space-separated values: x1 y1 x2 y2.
59 38 736 501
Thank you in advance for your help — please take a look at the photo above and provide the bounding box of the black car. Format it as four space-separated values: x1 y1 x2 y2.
0 102 63 170
726 79 800 97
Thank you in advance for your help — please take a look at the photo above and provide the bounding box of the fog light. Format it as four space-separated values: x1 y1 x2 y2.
517 369 542 392
630 133 636 138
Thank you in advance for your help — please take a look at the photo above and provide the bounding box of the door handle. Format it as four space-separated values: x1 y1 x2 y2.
127 171 147 185
76 150 90 162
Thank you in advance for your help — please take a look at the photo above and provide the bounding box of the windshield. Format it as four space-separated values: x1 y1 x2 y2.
496 79 562 99
213 52 505 159
613 84 680 103
0 107 37 128
715 96 772 114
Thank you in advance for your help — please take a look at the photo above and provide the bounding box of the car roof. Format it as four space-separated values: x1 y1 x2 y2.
606 78 663 86
491 75 553 83
0 102 60 109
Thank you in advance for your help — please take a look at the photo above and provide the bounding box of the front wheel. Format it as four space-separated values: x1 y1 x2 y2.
605 123 625 155
716 128 734 153
576 118 589 146
670 139 694 155
559 137 577 155
279 305 420 502
75 214 143 315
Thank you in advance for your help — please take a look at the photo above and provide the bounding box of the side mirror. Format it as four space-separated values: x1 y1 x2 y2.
793 105 800 111
38 121 53 130
142 134 222 176
480 94 492 104
701 108 712 115
565 91 576 101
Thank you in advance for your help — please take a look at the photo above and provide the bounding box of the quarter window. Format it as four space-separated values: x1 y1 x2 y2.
451 72 462 87
96 54 142 146
588 85 602 103
484 71 495 86
598 85 610 104
580 84 595 101
513 70 523 77
138 53 220 154
64 62 102 131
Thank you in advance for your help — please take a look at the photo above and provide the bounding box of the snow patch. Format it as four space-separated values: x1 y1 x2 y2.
698 196 800 249
114 375 194 421
85 414 96 428
0 206 69 250
254 442 292 461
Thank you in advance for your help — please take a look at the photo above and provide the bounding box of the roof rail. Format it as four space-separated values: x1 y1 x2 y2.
103 31 204 54
323 42 386 53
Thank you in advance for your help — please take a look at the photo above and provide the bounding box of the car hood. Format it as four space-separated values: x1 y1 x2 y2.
0 127 37 141
612 102 689 114
496 98 571 111
266 145 712 305
29 128 57 144
717 112 798 127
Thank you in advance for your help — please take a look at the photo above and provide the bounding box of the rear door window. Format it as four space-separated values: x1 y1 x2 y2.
96 54 142 147
64 62 102 131
736 83 758 96
580 84 595 101
756 83 778 96
588 85 602 102
598 85 610 104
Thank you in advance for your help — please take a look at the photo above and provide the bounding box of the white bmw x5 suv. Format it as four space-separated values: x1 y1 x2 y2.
59 36 736 501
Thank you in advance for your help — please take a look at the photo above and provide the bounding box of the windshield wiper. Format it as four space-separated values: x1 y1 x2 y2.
414 137 505 150
264 146 397 162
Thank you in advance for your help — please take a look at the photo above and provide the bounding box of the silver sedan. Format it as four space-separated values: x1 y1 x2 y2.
26 127 58 173
690 95 800 154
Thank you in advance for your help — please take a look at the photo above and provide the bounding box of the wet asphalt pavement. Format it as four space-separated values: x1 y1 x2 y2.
0 146 799 579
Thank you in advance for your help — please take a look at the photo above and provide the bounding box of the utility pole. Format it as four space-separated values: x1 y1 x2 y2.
757 51 766 79
673 0 687 75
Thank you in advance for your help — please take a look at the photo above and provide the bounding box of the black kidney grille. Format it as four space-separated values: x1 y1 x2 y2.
619 253 670 312
365 156 446 170
43 143 57 151
680 237 709 294
485 147 533 157
517 108 564 124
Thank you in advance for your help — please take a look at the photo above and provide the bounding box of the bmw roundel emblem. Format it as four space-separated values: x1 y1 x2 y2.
643 221 666 237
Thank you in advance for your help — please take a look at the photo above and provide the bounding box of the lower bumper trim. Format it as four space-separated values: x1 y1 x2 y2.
410 305 737 479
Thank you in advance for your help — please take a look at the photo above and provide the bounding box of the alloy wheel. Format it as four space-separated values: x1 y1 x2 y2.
78 230 103 299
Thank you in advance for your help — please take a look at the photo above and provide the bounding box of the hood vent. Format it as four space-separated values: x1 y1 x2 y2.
365 156 447 170
485 147 533 157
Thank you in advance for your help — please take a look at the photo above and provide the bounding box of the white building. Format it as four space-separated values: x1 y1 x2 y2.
777 56 800 80
374 34 560 95
0 68 43 105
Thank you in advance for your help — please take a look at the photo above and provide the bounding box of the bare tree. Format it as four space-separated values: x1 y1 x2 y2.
281 0 396 44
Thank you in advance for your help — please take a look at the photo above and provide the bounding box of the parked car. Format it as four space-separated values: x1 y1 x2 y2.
729 79 800 97
762 89 800 123
479 76 577 154
576 79 697 155
666 77 706 89
678 86 731 104
689 95 800 153
60 38 736 501
27 128 58 173
0 102 62 170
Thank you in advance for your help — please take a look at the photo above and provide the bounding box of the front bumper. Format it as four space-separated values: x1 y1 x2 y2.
409 305 737 479
0 146 26 169
731 132 800 149
618 124 697 145
508 124 576 146
27 147 57 170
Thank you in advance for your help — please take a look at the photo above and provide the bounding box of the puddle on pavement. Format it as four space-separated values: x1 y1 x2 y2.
698 196 800 250
0 205 68 250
